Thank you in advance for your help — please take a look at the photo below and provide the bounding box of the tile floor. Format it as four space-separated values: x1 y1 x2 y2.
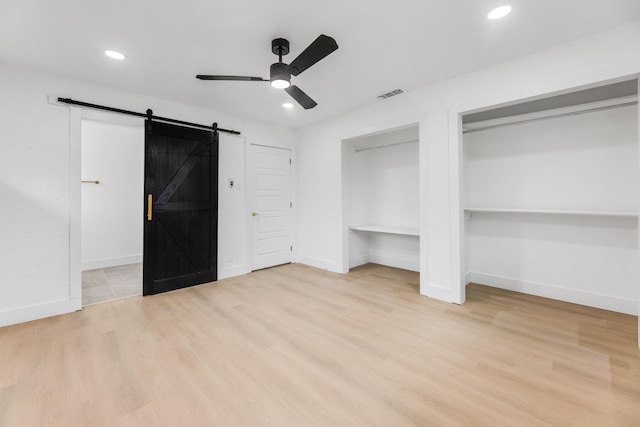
81 263 142 306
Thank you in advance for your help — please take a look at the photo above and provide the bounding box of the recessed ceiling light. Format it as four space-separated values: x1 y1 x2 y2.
487 5 512 20
283 102 294 109
104 50 126 60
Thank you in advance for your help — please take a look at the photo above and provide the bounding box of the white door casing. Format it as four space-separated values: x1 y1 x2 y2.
250 144 292 270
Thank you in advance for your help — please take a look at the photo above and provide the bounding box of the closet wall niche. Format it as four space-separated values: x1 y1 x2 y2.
462 79 639 315
342 124 420 273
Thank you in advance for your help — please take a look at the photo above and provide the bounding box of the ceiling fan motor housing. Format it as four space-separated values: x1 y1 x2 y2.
270 62 291 84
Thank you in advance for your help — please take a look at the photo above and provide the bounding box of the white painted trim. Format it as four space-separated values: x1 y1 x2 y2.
448 107 464 304
289 141 299 264
464 208 638 217
418 113 430 297
369 251 420 272
349 254 370 269
69 107 82 300
422 282 453 303
340 139 350 274
340 117 423 143
0 298 82 328
349 225 420 236
47 93 65 106
637 77 640 348
81 255 143 271
467 271 638 316
244 137 254 273
462 95 637 132
464 271 472 285
297 255 342 273
218 265 251 280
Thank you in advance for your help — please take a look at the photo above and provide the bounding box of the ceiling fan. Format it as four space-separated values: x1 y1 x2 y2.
196 35 338 110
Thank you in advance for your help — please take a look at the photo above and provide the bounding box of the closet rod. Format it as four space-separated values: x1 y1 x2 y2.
355 139 418 153
463 100 638 134
57 97 241 135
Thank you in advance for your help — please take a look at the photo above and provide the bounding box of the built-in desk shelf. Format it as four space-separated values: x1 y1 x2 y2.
464 208 638 218
349 224 420 236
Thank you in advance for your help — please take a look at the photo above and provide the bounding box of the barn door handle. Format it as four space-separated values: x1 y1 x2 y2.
251 211 258 216
147 194 153 221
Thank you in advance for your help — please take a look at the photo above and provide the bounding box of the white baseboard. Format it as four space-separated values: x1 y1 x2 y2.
370 250 420 272
82 255 142 271
0 297 82 328
350 251 420 272
218 264 251 280
420 281 454 303
466 272 638 316
349 254 370 269
297 255 343 273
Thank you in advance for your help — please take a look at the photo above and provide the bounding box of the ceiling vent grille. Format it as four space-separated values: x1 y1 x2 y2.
377 89 404 100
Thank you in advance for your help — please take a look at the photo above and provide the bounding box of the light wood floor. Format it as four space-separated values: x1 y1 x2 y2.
0 263 638 426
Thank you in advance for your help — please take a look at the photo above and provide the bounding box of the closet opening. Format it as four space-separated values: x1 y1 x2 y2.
341 123 420 284
459 78 639 316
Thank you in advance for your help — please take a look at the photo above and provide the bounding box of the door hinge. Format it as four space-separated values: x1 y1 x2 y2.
290 245 293 251
289 158 292 165
290 202 292 208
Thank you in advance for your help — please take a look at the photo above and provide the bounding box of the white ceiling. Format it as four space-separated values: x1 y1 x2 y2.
2 0 640 128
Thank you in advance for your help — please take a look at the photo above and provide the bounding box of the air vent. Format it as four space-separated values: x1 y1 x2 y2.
377 89 404 100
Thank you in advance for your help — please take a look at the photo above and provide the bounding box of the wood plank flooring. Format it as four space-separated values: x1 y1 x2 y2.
0 263 638 426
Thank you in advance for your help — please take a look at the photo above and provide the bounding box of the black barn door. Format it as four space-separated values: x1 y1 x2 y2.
143 120 218 295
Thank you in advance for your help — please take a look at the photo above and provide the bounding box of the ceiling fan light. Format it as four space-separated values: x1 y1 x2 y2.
271 79 291 89
270 62 291 89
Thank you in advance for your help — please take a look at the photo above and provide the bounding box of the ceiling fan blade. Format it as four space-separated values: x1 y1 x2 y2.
285 85 318 109
196 75 268 82
288 35 338 76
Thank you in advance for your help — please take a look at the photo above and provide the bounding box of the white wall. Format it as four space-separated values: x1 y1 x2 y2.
464 104 639 315
81 119 144 270
0 62 294 327
218 133 250 279
297 20 640 308
464 106 639 212
343 125 420 271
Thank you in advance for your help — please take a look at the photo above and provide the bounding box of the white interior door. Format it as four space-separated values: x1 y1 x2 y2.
251 144 292 270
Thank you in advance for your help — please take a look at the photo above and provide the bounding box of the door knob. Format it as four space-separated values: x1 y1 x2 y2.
251 211 258 216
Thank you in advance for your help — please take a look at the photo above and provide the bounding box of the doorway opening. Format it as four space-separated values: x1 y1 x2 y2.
80 116 144 305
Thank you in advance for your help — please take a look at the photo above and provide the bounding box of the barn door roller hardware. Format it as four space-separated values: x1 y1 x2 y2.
57 97 240 135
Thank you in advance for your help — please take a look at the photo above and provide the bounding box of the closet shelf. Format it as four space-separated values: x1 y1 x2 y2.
349 225 420 236
464 208 638 218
